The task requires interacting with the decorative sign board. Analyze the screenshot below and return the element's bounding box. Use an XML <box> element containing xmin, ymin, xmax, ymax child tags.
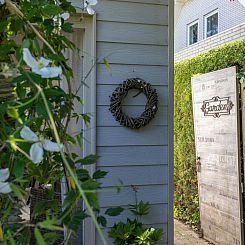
<box><xmin>192</xmin><ymin>67</ymin><xmax>243</xmax><ymax>245</ymax></box>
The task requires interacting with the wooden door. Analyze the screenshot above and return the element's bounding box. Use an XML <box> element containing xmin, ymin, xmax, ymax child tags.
<box><xmin>192</xmin><ymin>66</ymin><xmax>243</xmax><ymax>244</ymax></box>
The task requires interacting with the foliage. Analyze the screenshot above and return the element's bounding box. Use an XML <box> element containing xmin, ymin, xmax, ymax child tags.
<box><xmin>0</xmin><ymin>0</ymin><xmax>111</xmax><ymax>244</ymax></box>
<box><xmin>174</xmin><ymin>40</ymin><xmax>245</xmax><ymax>226</ymax></box>
<box><xmin>108</xmin><ymin>187</ymin><xmax>163</xmax><ymax>245</ymax></box>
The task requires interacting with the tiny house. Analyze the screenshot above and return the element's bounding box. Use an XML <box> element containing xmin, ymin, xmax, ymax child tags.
<box><xmin>68</xmin><ymin>1</ymin><xmax>174</xmax><ymax>244</ymax></box>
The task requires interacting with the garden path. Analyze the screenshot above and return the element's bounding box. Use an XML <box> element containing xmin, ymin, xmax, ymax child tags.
<box><xmin>174</xmin><ymin>219</ymin><xmax>210</xmax><ymax>245</ymax></box>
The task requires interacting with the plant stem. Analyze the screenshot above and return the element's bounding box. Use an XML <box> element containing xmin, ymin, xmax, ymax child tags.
<box><xmin>9</xmin><ymin>91</ymin><xmax>40</xmax><ymax>109</ymax></box>
<box><xmin>37</xmin><ymin>86</ymin><xmax>108</xmax><ymax>245</ymax></box>
<box><xmin>5</xmin><ymin>0</ymin><xmax>56</xmax><ymax>54</ymax></box>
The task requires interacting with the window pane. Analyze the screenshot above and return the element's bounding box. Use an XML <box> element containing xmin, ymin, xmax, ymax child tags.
<box><xmin>189</xmin><ymin>23</ymin><xmax>198</xmax><ymax>45</ymax></box>
<box><xmin>206</xmin><ymin>12</ymin><xmax>218</xmax><ymax>37</ymax></box>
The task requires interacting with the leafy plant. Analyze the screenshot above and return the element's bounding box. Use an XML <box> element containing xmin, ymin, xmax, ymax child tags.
<box><xmin>108</xmin><ymin>187</ymin><xmax>163</xmax><ymax>245</ymax></box>
<box><xmin>0</xmin><ymin>0</ymin><xmax>110</xmax><ymax>244</ymax></box>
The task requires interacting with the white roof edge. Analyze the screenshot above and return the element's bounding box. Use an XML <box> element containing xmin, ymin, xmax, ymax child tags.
<box><xmin>238</xmin><ymin>0</ymin><xmax>245</xmax><ymax>7</ymax></box>
<box><xmin>175</xmin><ymin>0</ymin><xmax>189</xmax><ymax>4</ymax></box>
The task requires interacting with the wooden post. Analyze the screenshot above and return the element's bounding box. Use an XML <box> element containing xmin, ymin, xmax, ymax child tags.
<box><xmin>241</xmin><ymin>82</ymin><xmax>245</xmax><ymax>179</ymax></box>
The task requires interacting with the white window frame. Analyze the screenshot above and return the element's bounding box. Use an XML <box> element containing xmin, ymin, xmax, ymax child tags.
<box><xmin>187</xmin><ymin>20</ymin><xmax>199</xmax><ymax>46</ymax></box>
<box><xmin>204</xmin><ymin>10</ymin><xmax>219</xmax><ymax>39</ymax></box>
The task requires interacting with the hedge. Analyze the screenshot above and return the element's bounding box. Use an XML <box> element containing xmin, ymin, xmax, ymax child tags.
<box><xmin>174</xmin><ymin>40</ymin><xmax>245</xmax><ymax>226</ymax></box>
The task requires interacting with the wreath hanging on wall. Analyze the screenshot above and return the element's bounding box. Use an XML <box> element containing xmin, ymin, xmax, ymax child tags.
<box><xmin>109</xmin><ymin>78</ymin><xmax>158</xmax><ymax>129</ymax></box>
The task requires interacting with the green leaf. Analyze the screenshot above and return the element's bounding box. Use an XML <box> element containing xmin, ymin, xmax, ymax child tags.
<box><xmin>97</xmin><ymin>216</ymin><xmax>107</xmax><ymax>227</ymax></box>
<box><xmin>61</xmin><ymin>23</ymin><xmax>73</xmax><ymax>33</ymax></box>
<box><xmin>66</xmin><ymin>209</ymin><xmax>87</xmax><ymax>232</ymax></box>
<box><xmin>21</xmin><ymin>38</ymin><xmax>31</xmax><ymax>49</ymax></box>
<box><xmin>86</xmin><ymin>193</ymin><xmax>99</xmax><ymax>210</ymax></box>
<box><xmin>93</xmin><ymin>170</ymin><xmax>108</xmax><ymax>180</ymax></box>
<box><xmin>129</xmin><ymin>201</ymin><xmax>150</xmax><ymax>216</ymax></box>
<box><xmin>77</xmin><ymin>169</ymin><xmax>90</xmax><ymax>182</ymax></box>
<box><xmin>105</xmin><ymin>207</ymin><xmax>124</xmax><ymax>217</ymax></box>
<box><xmin>33</xmin><ymin>201</ymin><xmax>46</xmax><ymax>217</ymax></box>
<box><xmin>10</xmin><ymin>183</ymin><xmax>25</xmax><ymax>198</ymax></box>
<box><xmin>63</xmin><ymin>191</ymin><xmax>77</xmax><ymax>208</ymax></box>
<box><xmin>75</xmin><ymin>154</ymin><xmax>99</xmax><ymax>165</ymax></box>
<box><xmin>0</xmin><ymin>19</ymin><xmax>9</xmax><ymax>33</ymax></box>
<box><xmin>42</xmin><ymin>4</ymin><xmax>63</xmax><ymax>16</ymax></box>
<box><xmin>47</xmin><ymin>54</ymin><xmax>65</xmax><ymax>62</ymax></box>
<box><xmin>39</xmin><ymin>218</ymin><xmax>63</xmax><ymax>231</ymax></box>
<box><xmin>103</xmin><ymin>58</ymin><xmax>112</xmax><ymax>76</ymax></box>
<box><xmin>9</xmin><ymin>135</ymin><xmax>17</xmax><ymax>151</ymax></box>
<box><xmin>7</xmin><ymin>107</ymin><xmax>23</xmax><ymax>124</ymax></box>
<box><xmin>149</xmin><ymin>228</ymin><xmax>164</xmax><ymax>242</ymax></box>
<box><xmin>44</xmin><ymin>87</ymin><xmax>65</xmax><ymax>98</ymax></box>
<box><xmin>13</xmin><ymin>159</ymin><xmax>25</xmax><ymax>178</ymax></box>
<box><xmin>32</xmin><ymin>39</ymin><xmax>41</xmax><ymax>54</ymax></box>
<box><xmin>7</xmin><ymin>107</ymin><xmax>19</xmax><ymax>119</ymax></box>
<box><xmin>82</xmin><ymin>179</ymin><xmax>101</xmax><ymax>190</ymax></box>
<box><xmin>43</xmin><ymin>232</ymin><xmax>63</xmax><ymax>244</ymax></box>
<box><xmin>7</xmin><ymin>230</ymin><xmax>16</xmax><ymax>245</ymax></box>
<box><xmin>34</xmin><ymin>228</ymin><xmax>46</xmax><ymax>245</ymax></box>
<box><xmin>10</xmin><ymin>19</ymin><xmax>23</xmax><ymax>33</ymax></box>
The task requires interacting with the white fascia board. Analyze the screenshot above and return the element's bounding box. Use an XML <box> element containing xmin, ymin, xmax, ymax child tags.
<box><xmin>238</xmin><ymin>0</ymin><xmax>245</xmax><ymax>7</ymax></box>
<box><xmin>175</xmin><ymin>0</ymin><xmax>189</xmax><ymax>4</ymax></box>
<box><xmin>175</xmin><ymin>0</ymin><xmax>188</xmax><ymax>27</ymax></box>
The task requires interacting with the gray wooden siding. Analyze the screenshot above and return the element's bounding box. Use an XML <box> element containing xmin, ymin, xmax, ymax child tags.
<box><xmin>95</xmin><ymin>0</ymin><xmax>171</xmax><ymax>244</ymax></box>
<box><xmin>97</xmin><ymin>64</ymin><xmax>169</xmax><ymax>85</ymax></box>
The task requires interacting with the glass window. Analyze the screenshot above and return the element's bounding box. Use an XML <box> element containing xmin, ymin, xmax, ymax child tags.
<box><xmin>205</xmin><ymin>11</ymin><xmax>218</xmax><ymax>38</ymax></box>
<box><xmin>188</xmin><ymin>22</ymin><xmax>198</xmax><ymax>45</ymax></box>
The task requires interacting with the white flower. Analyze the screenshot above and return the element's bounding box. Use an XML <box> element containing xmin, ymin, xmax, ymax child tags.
<box><xmin>0</xmin><ymin>0</ymin><xmax>5</xmax><ymax>5</ymax></box>
<box><xmin>20</xmin><ymin>126</ymin><xmax>64</xmax><ymax>164</ymax></box>
<box><xmin>0</xmin><ymin>168</ymin><xmax>11</xmax><ymax>194</ymax></box>
<box><xmin>60</xmin><ymin>12</ymin><xmax>70</xmax><ymax>20</ymax></box>
<box><xmin>53</xmin><ymin>12</ymin><xmax>70</xmax><ymax>22</ymax></box>
<box><xmin>85</xmin><ymin>0</ymin><xmax>97</xmax><ymax>15</ymax></box>
<box><xmin>23</xmin><ymin>48</ymin><xmax>62</xmax><ymax>79</ymax></box>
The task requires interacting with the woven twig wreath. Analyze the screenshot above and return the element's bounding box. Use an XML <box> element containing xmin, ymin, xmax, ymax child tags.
<box><xmin>109</xmin><ymin>78</ymin><xmax>158</xmax><ymax>129</ymax></box>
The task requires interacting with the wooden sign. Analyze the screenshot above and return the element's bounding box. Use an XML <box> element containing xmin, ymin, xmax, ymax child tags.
<box><xmin>192</xmin><ymin>67</ymin><xmax>243</xmax><ymax>245</ymax></box>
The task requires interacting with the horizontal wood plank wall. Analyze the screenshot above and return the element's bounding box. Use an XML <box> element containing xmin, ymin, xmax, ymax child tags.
<box><xmin>95</xmin><ymin>0</ymin><xmax>169</xmax><ymax>244</ymax></box>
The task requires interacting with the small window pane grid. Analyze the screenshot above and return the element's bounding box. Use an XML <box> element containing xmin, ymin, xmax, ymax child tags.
<box><xmin>188</xmin><ymin>22</ymin><xmax>198</xmax><ymax>45</ymax></box>
<box><xmin>206</xmin><ymin>12</ymin><xmax>218</xmax><ymax>38</ymax></box>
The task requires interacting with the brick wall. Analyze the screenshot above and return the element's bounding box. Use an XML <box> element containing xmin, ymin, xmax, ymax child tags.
<box><xmin>175</xmin><ymin>22</ymin><xmax>245</xmax><ymax>62</ymax></box>
<box><xmin>175</xmin><ymin>0</ymin><xmax>245</xmax><ymax>52</ymax></box>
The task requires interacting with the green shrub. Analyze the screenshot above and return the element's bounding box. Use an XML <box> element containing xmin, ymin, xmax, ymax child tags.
<box><xmin>174</xmin><ymin>40</ymin><xmax>245</xmax><ymax>226</ymax></box>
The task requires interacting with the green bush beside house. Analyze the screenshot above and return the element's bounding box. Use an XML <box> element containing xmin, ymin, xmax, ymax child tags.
<box><xmin>174</xmin><ymin>40</ymin><xmax>245</xmax><ymax>226</ymax></box>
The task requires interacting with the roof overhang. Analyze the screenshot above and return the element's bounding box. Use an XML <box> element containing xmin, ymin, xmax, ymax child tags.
<box><xmin>175</xmin><ymin>0</ymin><xmax>189</xmax><ymax>4</ymax></box>
<box><xmin>174</xmin><ymin>0</ymin><xmax>189</xmax><ymax>27</ymax></box>
<box><xmin>238</xmin><ymin>0</ymin><xmax>245</xmax><ymax>7</ymax></box>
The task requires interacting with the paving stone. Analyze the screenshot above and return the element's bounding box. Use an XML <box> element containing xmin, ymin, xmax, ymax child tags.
<box><xmin>174</xmin><ymin>220</ymin><xmax>210</xmax><ymax>245</ymax></box>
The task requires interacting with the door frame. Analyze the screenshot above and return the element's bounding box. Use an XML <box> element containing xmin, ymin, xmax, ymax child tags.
<box><xmin>65</xmin><ymin>13</ymin><xmax>97</xmax><ymax>244</ymax></box>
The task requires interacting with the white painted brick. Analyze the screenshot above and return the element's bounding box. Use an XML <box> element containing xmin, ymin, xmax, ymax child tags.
<box><xmin>175</xmin><ymin>23</ymin><xmax>245</xmax><ymax>62</ymax></box>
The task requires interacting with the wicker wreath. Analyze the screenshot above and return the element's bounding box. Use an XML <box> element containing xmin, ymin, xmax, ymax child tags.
<box><xmin>109</xmin><ymin>78</ymin><xmax>158</xmax><ymax>129</ymax></box>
